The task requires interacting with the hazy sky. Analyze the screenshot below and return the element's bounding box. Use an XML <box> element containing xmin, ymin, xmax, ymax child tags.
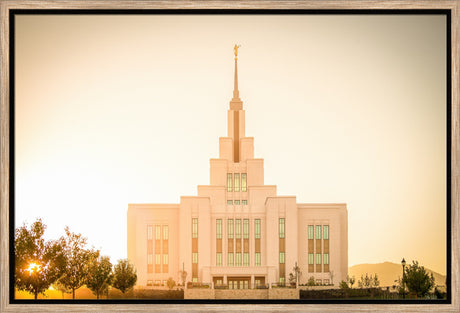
<box><xmin>15</xmin><ymin>14</ymin><xmax>447</xmax><ymax>274</ymax></box>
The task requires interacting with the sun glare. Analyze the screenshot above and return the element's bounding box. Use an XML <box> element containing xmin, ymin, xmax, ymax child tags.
<box><xmin>26</xmin><ymin>262</ymin><xmax>40</xmax><ymax>275</ymax></box>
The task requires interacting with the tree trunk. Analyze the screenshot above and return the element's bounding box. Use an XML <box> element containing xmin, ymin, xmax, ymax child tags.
<box><xmin>72</xmin><ymin>288</ymin><xmax>75</xmax><ymax>299</ymax></box>
<box><xmin>96</xmin><ymin>291</ymin><xmax>99</xmax><ymax>299</ymax></box>
<box><xmin>34</xmin><ymin>289</ymin><xmax>38</xmax><ymax>300</ymax></box>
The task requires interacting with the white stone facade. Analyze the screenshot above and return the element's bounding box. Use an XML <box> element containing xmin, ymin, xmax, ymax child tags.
<box><xmin>127</xmin><ymin>52</ymin><xmax>348</xmax><ymax>289</ymax></box>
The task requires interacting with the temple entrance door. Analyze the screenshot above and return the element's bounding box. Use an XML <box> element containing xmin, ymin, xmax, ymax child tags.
<box><xmin>227</xmin><ymin>276</ymin><xmax>250</xmax><ymax>289</ymax></box>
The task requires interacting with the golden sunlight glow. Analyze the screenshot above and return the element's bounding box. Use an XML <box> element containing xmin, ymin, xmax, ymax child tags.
<box><xmin>26</xmin><ymin>262</ymin><xmax>41</xmax><ymax>275</ymax></box>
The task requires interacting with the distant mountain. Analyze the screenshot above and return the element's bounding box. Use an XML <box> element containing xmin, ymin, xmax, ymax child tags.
<box><xmin>348</xmin><ymin>262</ymin><xmax>446</xmax><ymax>287</ymax></box>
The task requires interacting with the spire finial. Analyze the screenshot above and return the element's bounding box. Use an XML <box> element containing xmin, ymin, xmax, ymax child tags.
<box><xmin>234</xmin><ymin>44</ymin><xmax>241</xmax><ymax>60</ymax></box>
<box><xmin>232</xmin><ymin>44</ymin><xmax>241</xmax><ymax>104</ymax></box>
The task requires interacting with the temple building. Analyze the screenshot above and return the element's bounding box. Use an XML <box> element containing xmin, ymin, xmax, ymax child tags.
<box><xmin>127</xmin><ymin>46</ymin><xmax>348</xmax><ymax>289</ymax></box>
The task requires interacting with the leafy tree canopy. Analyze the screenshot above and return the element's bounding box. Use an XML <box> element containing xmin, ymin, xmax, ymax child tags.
<box><xmin>14</xmin><ymin>218</ymin><xmax>66</xmax><ymax>299</ymax></box>
<box><xmin>357</xmin><ymin>273</ymin><xmax>380</xmax><ymax>288</ymax></box>
<box><xmin>339</xmin><ymin>280</ymin><xmax>349</xmax><ymax>290</ymax></box>
<box><xmin>86</xmin><ymin>255</ymin><xmax>113</xmax><ymax>299</ymax></box>
<box><xmin>402</xmin><ymin>260</ymin><xmax>435</xmax><ymax>298</ymax></box>
<box><xmin>113</xmin><ymin>259</ymin><xmax>137</xmax><ymax>294</ymax></box>
<box><xmin>58</xmin><ymin>226</ymin><xmax>99</xmax><ymax>299</ymax></box>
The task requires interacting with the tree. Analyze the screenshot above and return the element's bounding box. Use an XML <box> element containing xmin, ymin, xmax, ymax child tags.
<box><xmin>112</xmin><ymin>259</ymin><xmax>137</xmax><ymax>294</ymax></box>
<box><xmin>357</xmin><ymin>275</ymin><xmax>363</xmax><ymax>288</ymax></box>
<box><xmin>58</xmin><ymin>226</ymin><xmax>98</xmax><ymax>299</ymax></box>
<box><xmin>53</xmin><ymin>280</ymin><xmax>72</xmax><ymax>299</ymax></box>
<box><xmin>339</xmin><ymin>280</ymin><xmax>349</xmax><ymax>290</ymax></box>
<box><xmin>402</xmin><ymin>261</ymin><xmax>435</xmax><ymax>298</ymax></box>
<box><xmin>393</xmin><ymin>276</ymin><xmax>405</xmax><ymax>295</ymax></box>
<box><xmin>357</xmin><ymin>273</ymin><xmax>378</xmax><ymax>288</ymax></box>
<box><xmin>347</xmin><ymin>275</ymin><xmax>356</xmax><ymax>289</ymax></box>
<box><xmin>373</xmin><ymin>273</ymin><xmax>380</xmax><ymax>288</ymax></box>
<box><xmin>307</xmin><ymin>276</ymin><xmax>315</xmax><ymax>286</ymax></box>
<box><xmin>167</xmin><ymin>277</ymin><xmax>176</xmax><ymax>290</ymax></box>
<box><xmin>364</xmin><ymin>273</ymin><xmax>371</xmax><ymax>287</ymax></box>
<box><xmin>15</xmin><ymin>219</ymin><xmax>66</xmax><ymax>299</ymax></box>
<box><xmin>86</xmin><ymin>255</ymin><xmax>113</xmax><ymax>299</ymax></box>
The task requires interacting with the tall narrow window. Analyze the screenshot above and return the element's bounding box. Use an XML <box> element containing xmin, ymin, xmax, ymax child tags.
<box><xmin>227</xmin><ymin>200</ymin><xmax>233</xmax><ymax>205</ymax></box>
<box><xmin>216</xmin><ymin>219</ymin><xmax>222</xmax><ymax>239</ymax></box>
<box><xmin>255</xmin><ymin>253</ymin><xmax>261</xmax><ymax>266</ymax></box>
<box><xmin>279</xmin><ymin>252</ymin><xmax>285</xmax><ymax>264</ymax></box>
<box><xmin>308</xmin><ymin>253</ymin><xmax>314</xmax><ymax>265</ymax></box>
<box><xmin>316</xmin><ymin>225</ymin><xmax>321</xmax><ymax>239</ymax></box>
<box><xmin>234</xmin><ymin>200</ymin><xmax>240</xmax><ymax>205</ymax></box>
<box><xmin>279</xmin><ymin>218</ymin><xmax>285</xmax><ymax>238</ymax></box>
<box><xmin>163</xmin><ymin>225</ymin><xmax>169</xmax><ymax>240</ymax></box>
<box><xmin>279</xmin><ymin>218</ymin><xmax>286</xmax><ymax>282</ymax></box>
<box><xmin>228</xmin><ymin>219</ymin><xmax>234</xmax><ymax>266</ymax></box>
<box><xmin>147</xmin><ymin>225</ymin><xmax>153</xmax><ymax>240</ymax></box>
<box><xmin>155</xmin><ymin>225</ymin><xmax>161</xmax><ymax>273</ymax></box>
<box><xmin>147</xmin><ymin>225</ymin><xmax>153</xmax><ymax>273</ymax></box>
<box><xmin>234</xmin><ymin>173</ymin><xmax>240</xmax><ymax>192</ymax></box>
<box><xmin>308</xmin><ymin>225</ymin><xmax>314</xmax><ymax>239</ymax></box>
<box><xmin>216</xmin><ymin>219</ymin><xmax>222</xmax><ymax>267</ymax></box>
<box><xmin>243</xmin><ymin>253</ymin><xmax>249</xmax><ymax>266</ymax></box>
<box><xmin>228</xmin><ymin>253</ymin><xmax>234</xmax><ymax>266</ymax></box>
<box><xmin>243</xmin><ymin>219</ymin><xmax>249</xmax><ymax>239</ymax></box>
<box><xmin>255</xmin><ymin>219</ymin><xmax>261</xmax><ymax>239</ymax></box>
<box><xmin>162</xmin><ymin>225</ymin><xmax>169</xmax><ymax>273</ymax></box>
<box><xmin>236</xmin><ymin>252</ymin><xmax>242</xmax><ymax>266</ymax></box>
<box><xmin>324</xmin><ymin>253</ymin><xmax>329</xmax><ymax>264</ymax></box>
<box><xmin>192</xmin><ymin>218</ymin><xmax>198</xmax><ymax>238</ymax></box>
<box><xmin>155</xmin><ymin>225</ymin><xmax>161</xmax><ymax>240</ymax></box>
<box><xmin>242</xmin><ymin>200</ymin><xmax>247</xmax><ymax>205</ymax></box>
<box><xmin>316</xmin><ymin>253</ymin><xmax>322</xmax><ymax>264</ymax></box>
<box><xmin>192</xmin><ymin>218</ymin><xmax>198</xmax><ymax>281</ymax></box>
<box><xmin>228</xmin><ymin>219</ymin><xmax>234</xmax><ymax>239</ymax></box>
<box><xmin>323</xmin><ymin>225</ymin><xmax>329</xmax><ymax>239</ymax></box>
<box><xmin>227</xmin><ymin>173</ymin><xmax>233</xmax><ymax>192</ymax></box>
<box><xmin>255</xmin><ymin>219</ymin><xmax>261</xmax><ymax>267</ymax></box>
<box><xmin>241</xmin><ymin>173</ymin><xmax>247</xmax><ymax>191</ymax></box>
<box><xmin>235</xmin><ymin>219</ymin><xmax>241</xmax><ymax>239</ymax></box>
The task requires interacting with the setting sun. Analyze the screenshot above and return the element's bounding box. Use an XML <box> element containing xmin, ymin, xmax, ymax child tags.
<box><xmin>26</xmin><ymin>262</ymin><xmax>41</xmax><ymax>275</ymax></box>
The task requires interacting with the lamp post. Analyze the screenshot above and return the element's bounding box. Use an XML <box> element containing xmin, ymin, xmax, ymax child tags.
<box><xmin>401</xmin><ymin>258</ymin><xmax>406</xmax><ymax>299</ymax></box>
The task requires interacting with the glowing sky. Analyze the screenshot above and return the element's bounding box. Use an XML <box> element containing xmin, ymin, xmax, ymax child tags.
<box><xmin>14</xmin><ymin>14</ymin><xmax>447</xmax><ymax>274</ymax></box>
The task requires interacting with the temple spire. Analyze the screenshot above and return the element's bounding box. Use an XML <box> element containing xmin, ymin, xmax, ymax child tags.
<box><xmin>233</xmin><ymin>44</ymin><xmax>240</xmax><ymax>101</ymax></box>
<box><xmin>230</xmin><ymin>44</ymin><xmax>243</xmax><ymax>110</ymax></box>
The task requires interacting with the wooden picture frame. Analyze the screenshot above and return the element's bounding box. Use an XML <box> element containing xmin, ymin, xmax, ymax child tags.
<box><xmin>1</xmin><ymin>1</ymin><xmax>458</xmax><ymax>312</ymax></box>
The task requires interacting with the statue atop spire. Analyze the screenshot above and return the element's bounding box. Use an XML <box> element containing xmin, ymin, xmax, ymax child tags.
<box><xmin>230</xmin><ymin>44</ymin><xmax>242</xmax><ymax>110</ymax></box>
<box><xmin>234</xmin><ymin>44</ymin><xmax>241</xmax><ymax>60</ymax></box>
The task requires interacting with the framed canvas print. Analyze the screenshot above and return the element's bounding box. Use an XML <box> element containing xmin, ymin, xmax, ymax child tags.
<box><xmin>1</xmin><ymin>1</ymin><xmax>458</xmax><ymax>312</ymax></box>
